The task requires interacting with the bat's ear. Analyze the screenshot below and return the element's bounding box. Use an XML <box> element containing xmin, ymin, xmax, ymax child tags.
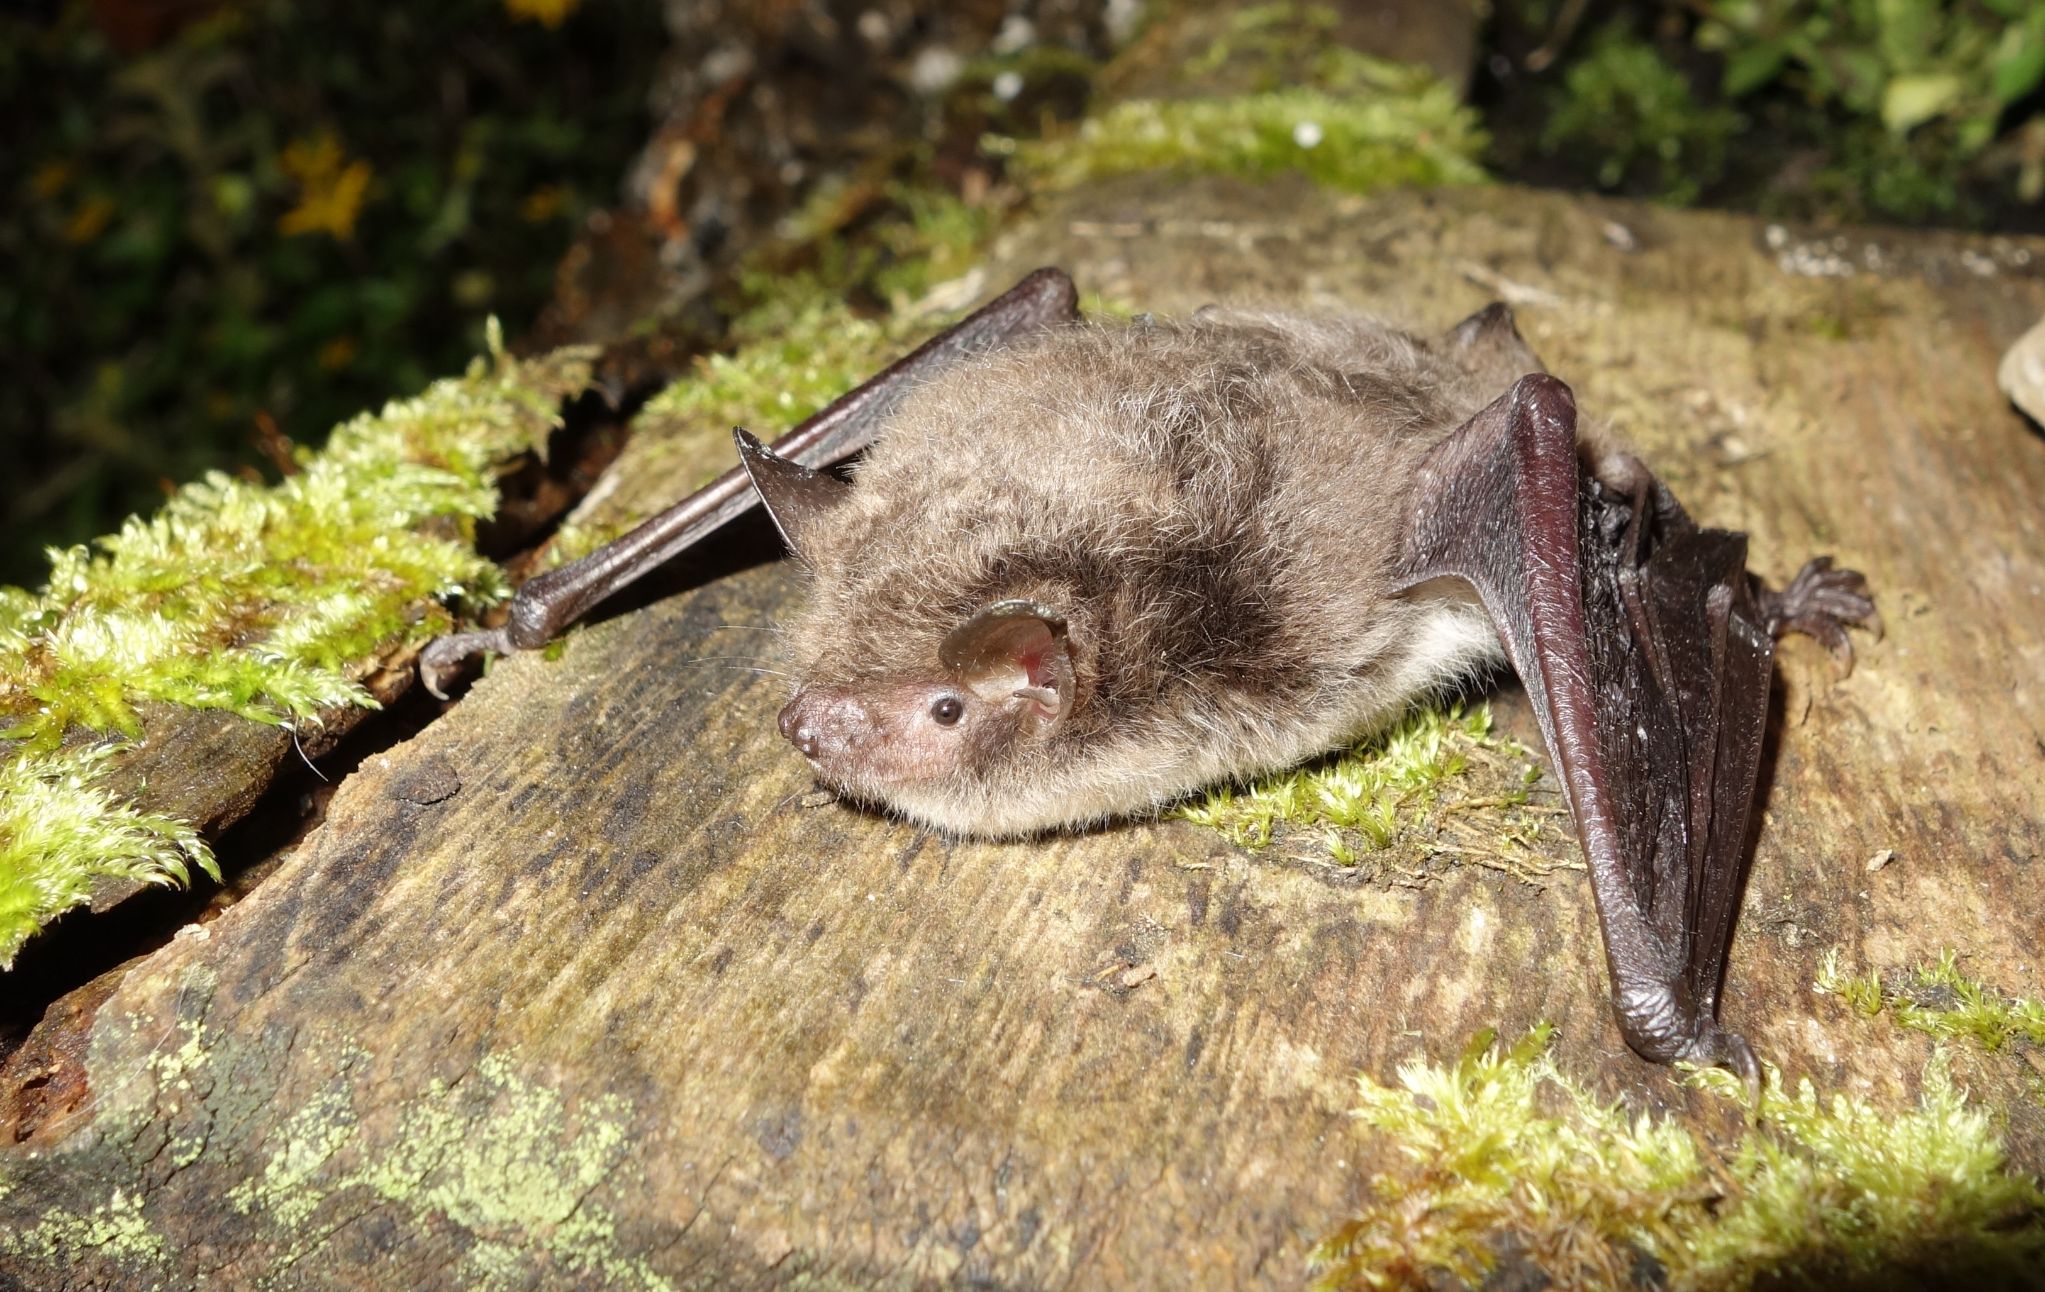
<box><xmin>939</xmin><ymin>600</ymin><xmax>1074</xmax><ymax>728</ymax></box>
<box><xmin>735</xmin><ymin>428</ymin><xmax>853</xmax><ymax>558</ymax></box>
<box><xmin>1448</xmin><ymin>301</ymin><xmax>1519</xmax><ymax>346</ymax></box>
<box><xmin>1447</xmin><ymin>301</ymin><xmax>1546</xmax><ymax>377</ymax></box>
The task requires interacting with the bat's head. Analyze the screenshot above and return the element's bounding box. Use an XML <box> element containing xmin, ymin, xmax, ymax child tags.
<box><xmin>775</xmin><ymin>599</ymin><xmax>1074</xmax><ymax>802</ymax></box>
<box><xmin>736</xmin><ymin>429</ymin><xmax>1092</xmax><ymax>836</ymax></box>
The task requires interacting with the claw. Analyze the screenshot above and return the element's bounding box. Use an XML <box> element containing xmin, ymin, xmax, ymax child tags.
<box><xmin>418</xmin><ymin>628</ymin><xmax>509</xmax><ymax>699</ymax></box>
<box><xmin>1760</xmin><ymin>556</ymin><xmax>1879</xmax><ymax>675</ymax></box>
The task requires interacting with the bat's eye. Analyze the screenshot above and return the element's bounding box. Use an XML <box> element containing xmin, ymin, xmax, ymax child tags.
<box><xmin>930</xmin><ymin>696</ymin><xmax>965</xmax><ymax>726</ymax></box>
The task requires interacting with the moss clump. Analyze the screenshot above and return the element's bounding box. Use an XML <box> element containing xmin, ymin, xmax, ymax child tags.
<box><xmin>0</xmin><ymin>324</ymin><xmax>591</xmax><ymax>962</ymax></box>
<box><xmin>648</xmin><ymin>298</ymin><xmax>907</xmax><ymax>439</ymax></box>
<box><xmin>1011</xmin><ymin>75</ymin><xmax>1485</xmax><ymax>197</ymax></box>
<box><xmin>1</xmin><ymin>326</ymin><xmax>585</xmax><ymax>749</ymax></box>
<box><xmin>1179</xmin><ymin>704</ymin><xmax>1566</xmax><ymax>885</ymax></box>
<box><xmin>1310</xmin><ymin>1027</ymin><xmax>2045</xmax><ymax>1291</ymax></box>
<box><xmin>547</xmin><ymin>286</ymin><xmax>938</xmax><ymax>562</ymax></box>
<box><xmin>1818</xmin><ymin>948</ymin><xmax>2045</xmax><ymax>1055</ymax></box>
<box><xmin>1002</xmin><ymin>1</ymin><xmax>1481</xmax><ymax>195</ymax></box>
<box><xmin>1181</xmin><ymin>705</ymin><xmax>1496</xmax><ymax>848</ymax></box>
<box><xmin>0</xmin><ymin>748</ymin><xmax>216</xmax><ymax>968</ymax></box>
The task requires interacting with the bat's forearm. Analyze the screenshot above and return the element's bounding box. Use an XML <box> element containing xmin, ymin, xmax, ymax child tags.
<box><xmin>418</xmin><ymin>269</ymin><xmax>1080</xmax><ymax>698</ymax></box>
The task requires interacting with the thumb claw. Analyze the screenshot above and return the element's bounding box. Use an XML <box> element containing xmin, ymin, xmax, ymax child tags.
<box><xmin>418</xmin><ymin>628</ymin><xmax>510</xmax><ymax>699</ymax></box>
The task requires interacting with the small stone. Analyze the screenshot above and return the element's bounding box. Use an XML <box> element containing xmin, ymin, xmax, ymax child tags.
<box><xmin>1997</xmin><ymin>315</ymin><xmax>2045</xmax><ymax>427</ymax></box>
<box><xmin>909</xmin><ymin>45</ymin><xmax>965</xmax><ymax>95</ymax></box>
<box><xmin>391</xmin><ymin>754</ymin><xmax>461</xmax><ymax>806</ymax></box>
<box><xmin>992</xmin><ymin>14</ymin><xmax>1034</xmax><ymax>54</ymax></box>
<box><xmin>1865</xmin><ymin>848</ymin><xmax>1895</xmax><ymax>873</ymax></box>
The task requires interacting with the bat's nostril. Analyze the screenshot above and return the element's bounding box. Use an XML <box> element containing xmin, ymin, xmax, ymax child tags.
<box><xmin>778</xmin><ymin>700</ymin><xmax>812</xmax><ymax>754</ymax></box>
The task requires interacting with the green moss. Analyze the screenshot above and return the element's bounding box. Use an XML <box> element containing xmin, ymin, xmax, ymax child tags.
<box><xmin>652</xmin><ymin>297</ymin><xmax>908</xmax><ymax>436</ymax></box>
<box><xmin>740</xmin><ymin>179</ymin><xmax>995</xmax><ymax>326</ymax></box>
<box><xmin>0</xmin><ymin>322</ymin><xmax>592</xmax><ymax>962</ymax></box>
<box><xmin>1004</xmin><ymin>1</ymin><xmax>1482</xmax><ymax>195</ymax></box>
<box><xmin>1011</xmin><ymin>75</ymin><xmax>1485</xmax><ymax>197</ymax></box>
<box><xmin>864</xmin><ymin>186</ymin><xmax>999</xmax><ymax>310</ymax></box>
<box><xmin>0</xmin><ymin>746</ymin><xmax>216</xmax><ymax>968</ymax></box>
<box><xmin>2</xmin><ymin>324</ymin><xmax>586</xmax><ymax>749</ymax></box>
<box><xmin>1310</xmin><ymin>1027</ymin><xmax>2045</xmax><ymax>1291</ymax></box>
<box><xmin>1178</xmin><ymin>704</ymin><xmax>1565</xmax><ymax>885</ymax></box>
<box><xmin>548</xmin><ymin>287</ymin><xmax>932</xmax><ymax>563</ymax></box>
<box><xmin>1818</xmin><ymin>948</ymin><xmax>2045</xmax><ymax>1055</ymax></box>
<box><xmin>1685</xmin><ymin>1057</ymin><xmax>2044</xmax><ymax>1288</ymax></box>
<box><xmin>1181</xmin><ymin>704</ymin><xmax>1490</xmax><ymax>847</ymax></box>
<box><xmin>1539</xmin><ymin>24</ymin><xmax>1744</xmax><ymax>206</ymax></box>
<box><xmin>1186</xmin><ymin>1</ymin><xmax>1344</xmax><ymax>85</ymax></box>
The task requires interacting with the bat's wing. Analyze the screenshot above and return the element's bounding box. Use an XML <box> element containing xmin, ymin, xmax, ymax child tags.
<box><xmin>1392</xmin><ymin>373</ymin><xmax>1872</xmax><ymax>1074</ymax></box>
<box><xmin>421</xmin><ymin>269</ymin><xmax>1081</xmax><ymax>695</ymax></box>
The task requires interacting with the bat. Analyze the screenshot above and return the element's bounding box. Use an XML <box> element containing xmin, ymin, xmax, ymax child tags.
<box><xmin>422</xmin><ymin>269</ymin><xmax>1877</xmax><ymax>1074</ymax></box>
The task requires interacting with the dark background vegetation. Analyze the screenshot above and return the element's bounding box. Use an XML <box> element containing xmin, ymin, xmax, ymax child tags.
<box><xmin>4</xmin><ymin>0</ymin><xmax>2041</xmax><ymax>588</ymax></box>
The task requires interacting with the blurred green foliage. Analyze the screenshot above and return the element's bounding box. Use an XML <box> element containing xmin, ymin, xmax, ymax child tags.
<box><xmin>0</xmin><ymin>0</ymin><xmax>661</xmax><ymax>587</ymax></box>
<box><xmin>1503</xmin><ymin>0</ymin><xmax>2045</xmax><ymax>223</ymax></box>
<box><xmin>1541</xmin><ymin>26</ymin><xmax>1744</xmax><ymax>206</ymax></box>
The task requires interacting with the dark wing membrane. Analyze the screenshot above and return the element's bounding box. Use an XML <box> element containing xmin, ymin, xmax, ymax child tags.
<box><xmin>1391</xmin><ymin>374</ymin><xmax>1764</xmax><ymax>1076</ymax></box>
<box><xmin>421</xmin><ymin>269</ymin><xmax>1081</xmax><ymax>695</ymax></box>
<box><xmin>1583</xmin><ymin>476</ymin><xmax>1775</xmax><ymax>1054</ymax></box>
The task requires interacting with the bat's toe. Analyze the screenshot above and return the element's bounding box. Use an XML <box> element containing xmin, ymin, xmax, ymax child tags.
<box><xmin>418</xmin><ymin>628</ymin><xmax>506</xmax><ymax>699</ymax></box>
<box><xmin>1761</xmin><ymin>556</ymin><xmax>1881</xmax><ymax>672</ymax></box>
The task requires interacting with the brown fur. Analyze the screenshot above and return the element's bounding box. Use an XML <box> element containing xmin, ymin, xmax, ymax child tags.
<box><xmin>778</xmin><ymin>304</ymin><xmax>1546</xmax><ymax>835</ymax></box>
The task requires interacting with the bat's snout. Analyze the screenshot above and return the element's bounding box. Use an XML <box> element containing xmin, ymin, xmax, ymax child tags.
<box><xmin>779</xmin><ymin>688</ymin><xmax>875</xmax><ymax>764</ymax></box>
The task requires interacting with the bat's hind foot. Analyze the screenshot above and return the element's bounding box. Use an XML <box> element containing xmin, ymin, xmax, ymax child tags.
<box><xmin>1757</xmin><ymin>557</ymin><xmax>1880</xmax><ymax>672</ymax></box>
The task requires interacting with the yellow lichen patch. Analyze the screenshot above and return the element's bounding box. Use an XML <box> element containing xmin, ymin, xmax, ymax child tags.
<box><xmin>1310</xmin><ymin>1028</ymin><xmax>2045</xmax><ymax>1291</ymax></box>
<box><xmin>0</xmin><ymin>1185</ymin><xmax>169</xmax><ymax>1277</ymax></box>
<box><xmin>2</xmin><ymin>982</ymin><xmax>675</xmax><ymax>1290</ymax></box>
<box><xmin>214</xmin><ymin>1035</ymin><xmax>671</xmax><ymax>1290</ymax></box>
<box><xmin>1178</xmin><ymin>704</ymin><xmax>1572</xmax><ymax>887</ymax></box>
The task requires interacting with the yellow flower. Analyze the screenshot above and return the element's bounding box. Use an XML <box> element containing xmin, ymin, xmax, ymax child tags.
<box><xmin>504</xmin><ymin>0</ymin><xmax>580</xmax><ymax>28</ymax></box>
<box><xmin>519</xmin><ymin>184</ymin><xmax>568</xmax><ymax>222</ymax></box>
<box><xmin>278</xmin><ymin>132</ymin><xmax>372</xmax><ymax>241</ymax></box>
<box><xmin>317</xmin><ymin>335</ymin><xmax>360</xmax><ymax>371</ymax></box>
<box><xmin>31</xmin><ymin>160</ymin><xmax>73</xmax><ymax>200</ymax></box>
<box><xmin>63</xmin><ymin>195</ymin><xmax>116</xmax><ymax>245</ymax></box>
